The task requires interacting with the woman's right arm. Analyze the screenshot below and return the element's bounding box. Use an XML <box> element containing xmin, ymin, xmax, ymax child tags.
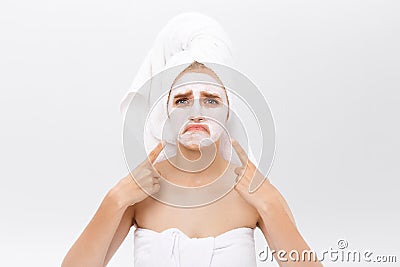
<box><xmin>61</xmin><ymin>190</ymin><xmax>132</xmax><ymax>267</ymax></box>
<box><xmin>62</xmin><ymin>142</ymin><xmax>164</xmax><ymax>267</ymax></box>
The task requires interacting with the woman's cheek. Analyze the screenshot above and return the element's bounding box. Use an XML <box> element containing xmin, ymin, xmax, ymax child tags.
<box><xmin>203</xmin><ymin>105</ymin><xmax>228</xmax><ymax>131</ymax></box>
<box><xmin>164</xmin><ymin>108</ymin><xmax>190</xmax><ymax>144</ymax></box>
<box><xmin>205</xmin><ymin>121</ymin><xmax>222</xmax><ymax>142</ymax></box>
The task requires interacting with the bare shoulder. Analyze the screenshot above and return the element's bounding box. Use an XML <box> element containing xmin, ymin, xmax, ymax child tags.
<box><xmin>224</xmin><ymin>162</ymin><xmax>260</xmax><ymax>227</ymax></box>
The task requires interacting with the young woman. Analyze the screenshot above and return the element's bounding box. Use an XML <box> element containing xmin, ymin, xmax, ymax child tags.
<box><xmin>62</xmin><ymin>61</ymin><xmax>323</xmax><ymax>267</ymax></box>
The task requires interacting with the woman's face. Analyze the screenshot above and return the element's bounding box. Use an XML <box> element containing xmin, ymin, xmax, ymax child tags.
<box><xmin>167</xmin><ymin>74</ymin><xmax>229</xmax><ymax>150</ymax></box>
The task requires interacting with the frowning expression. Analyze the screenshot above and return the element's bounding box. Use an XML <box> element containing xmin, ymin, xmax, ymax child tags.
<box><xmin>167</xmin><ymin>80</ymin><xmax>229</xmax><ymax>150</ymax></box>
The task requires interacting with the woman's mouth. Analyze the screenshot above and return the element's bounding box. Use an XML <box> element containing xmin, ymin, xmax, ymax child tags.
<box><xmin>183</xmin><ymin>124</ymin><xmax>210</xmax><ymax>134</ymax></box>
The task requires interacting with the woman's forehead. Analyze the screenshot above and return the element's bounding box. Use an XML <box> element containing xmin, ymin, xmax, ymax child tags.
<box><xmin>173</xmin><ymin>70</ymin><xmax>222</xmax><ymax>86</ymax></box>
<box><xmin>170</xmin><ymin>83</ymin><xmax>225</xmax><ymax>96</ymax></box>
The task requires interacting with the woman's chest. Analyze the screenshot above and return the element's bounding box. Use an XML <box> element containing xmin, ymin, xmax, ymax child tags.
<box><xmin>133</xmin><ymin>189</ymin><xmax>259</xmax><ymax>237</ymax></box>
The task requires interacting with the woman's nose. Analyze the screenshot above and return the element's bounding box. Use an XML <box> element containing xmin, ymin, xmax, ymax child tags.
<box><xmin>188</xmin><ymin>99</ymin><xmax>201</xmax><ymax>116</ymax></box>
<box><xmin>189</xmin><ymin>116</ymin><xmax>205</xmax><ymax>123</ymax></box>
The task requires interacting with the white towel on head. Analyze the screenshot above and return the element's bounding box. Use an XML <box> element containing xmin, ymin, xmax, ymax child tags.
<box><xmin>119</xmin><ymin>12</ymin><xmax>235</xmax><ymax>119</ymax></box>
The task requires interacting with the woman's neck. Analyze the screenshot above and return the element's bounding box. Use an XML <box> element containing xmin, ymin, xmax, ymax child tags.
<box><xmin>169</xmin><ymin>139</ymin><xmax>228</xmax><ymax>186</ymax></box>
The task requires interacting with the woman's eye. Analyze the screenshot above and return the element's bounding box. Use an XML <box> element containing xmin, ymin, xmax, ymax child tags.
<box><xmin>175</xmin><ymin>98</ymin><xmax>189</xmax><ymax>105</ymax></box>
<box><xmin>204</xmin><ymin>98</ymin><xmax>219</xmax><ymax>105</ymax></box>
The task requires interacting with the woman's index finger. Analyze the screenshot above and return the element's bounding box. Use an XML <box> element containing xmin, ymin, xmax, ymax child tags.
<box><xmin>148</xmin><ymin>141</ymin><xmax>165</xmax><ymax>163</ymax></box>
<box><xmin>231</xmin><ymin>139</ymin><xmax>249</xmax><ymax>166</ymax></box>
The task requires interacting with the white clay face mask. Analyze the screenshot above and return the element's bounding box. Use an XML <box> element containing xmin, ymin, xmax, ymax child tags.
<box><xmin>165</xmin><ymin>73</ymin><xmax>229</xmax><ymax>150</ymax></box>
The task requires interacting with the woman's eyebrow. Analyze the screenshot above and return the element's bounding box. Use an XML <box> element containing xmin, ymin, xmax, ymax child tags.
<box><xmin>173</xmin><ymin>90</ymin><xmax>193</xmax><ymax>99</ymax></box>
<box><xmin>200</xmin><ymin>91</ymin><xmax>222</xmax><ymax>99</ymax></box>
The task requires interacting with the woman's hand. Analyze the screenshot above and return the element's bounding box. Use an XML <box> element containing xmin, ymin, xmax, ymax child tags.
<box><xmin>61</xmin><ymin>143</ymin><xmax>165</xmax><ymax>267</ymax></box>
<box><xmin>232</xmin><ymin>139</ymin><xmax>276</xmax><ymax>213</ymax></box>
<box><xmin>232</xmin><ymin>139</ymin><xmax>323</xmax><ymax>266</ymax></box>
<box><xmin>108</xmin><ymin>141</ymin><xmax>165</xmax><ymax>209</ymax></box>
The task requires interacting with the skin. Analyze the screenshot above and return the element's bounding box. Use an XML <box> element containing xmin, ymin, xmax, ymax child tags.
<box><xmin>62</xmin><ymin>72</ymin><xmax>323</xmax><ymax>267</ymax></box>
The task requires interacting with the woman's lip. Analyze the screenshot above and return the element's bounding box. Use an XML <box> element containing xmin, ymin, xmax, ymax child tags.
<box><xmin>183</xmin><ymin>124</ymin><xmax>210</xmax><ymax>134</ymax></box>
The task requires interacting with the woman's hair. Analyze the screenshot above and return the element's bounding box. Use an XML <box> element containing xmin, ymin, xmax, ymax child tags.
<box><xmin>166</xmin><ymin>60</ymin><xmax>230</xmax><ymax>120</ymax></box>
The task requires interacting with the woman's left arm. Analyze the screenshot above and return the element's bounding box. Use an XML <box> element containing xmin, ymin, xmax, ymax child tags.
<box><xmin>231</xmin><ymin>140</ymin><xmax>323</xmax><ymax>267</ymax></box>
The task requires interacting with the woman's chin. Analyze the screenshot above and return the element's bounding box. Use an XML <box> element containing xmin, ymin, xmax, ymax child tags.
<box><xmin>178</xmin><ymin>133</ymin><xmax>210</xmax><ymax>150</ymax></box>
<box><xmin>184</xmin><ymin>144</ymin><xmax>201</xmax><ymax>151</ymax></box>
<box><xmin>178</xmin><ymin>138</ymin><xmax>214</xmax><ymax>150</ymax></box>
<box><xmin>178</xmin><ymin>141</ymin><xmax>202</xmax><ymax>151</ymax></box>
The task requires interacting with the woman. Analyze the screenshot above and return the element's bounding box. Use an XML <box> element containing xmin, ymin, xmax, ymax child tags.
<box><xmin>62</xmin><ymin>13</ymin><xmax>322</xmax><ymax>267</ymax></box>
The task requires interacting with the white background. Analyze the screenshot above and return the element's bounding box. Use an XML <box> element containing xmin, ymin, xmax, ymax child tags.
<box><xmin>1</xmin><ymin>1</ymin><xmax>399</xmax><ymax>266</ymax></box>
